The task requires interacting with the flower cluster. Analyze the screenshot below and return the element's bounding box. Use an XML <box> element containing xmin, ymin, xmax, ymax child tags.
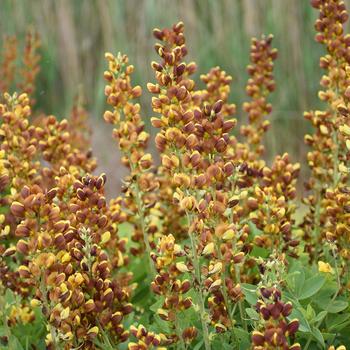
<box><xmin>104</xmin><ymin>52</ymin><xmax>159</xmax><ymax>269</ymax></box>
<box><xmin>301</xmin><ymin>0</ymin><xmax>350</xmax><ymax>276</ymax></box>
<box><xmin>252</xmin><ymin>287</ymin><xmax>300</xmax><ymax>350</ymax></box>
<box><xmin>0</xmin><ymin>29</ymin><xmax>40</xmax><ymax>101</ymax></box>
<box><xmin>0</xmin><ymin>90</ymin><xmax>130</xmax><ymax>349</ymax></box>
<box><xmin>2</xmin><ymin>1</ymin><xmax>350</xmax><ymax>349</ymax></box>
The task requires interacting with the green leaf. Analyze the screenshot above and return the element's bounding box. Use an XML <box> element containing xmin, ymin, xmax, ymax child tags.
<box><xmin>288</xmin><ymin>269</ymin><xmax>305</xmax><ymax>298</ymax></box>
<box><xmin>149</xmin><ymin>297</ymin><xmax>164</xmax><ymax>313</ymax></box>
<box><xmin>250</xmin><ymin>246</ymin><xmax>269</xmax><ymax>258</ymax></box>
<box><xmin>248</xmin><ymin>222</ymin><xmax>263</xmax><ymax>238</ymax></box>
<box><xmin>313</xmin><ymin>311</ymin><xmax>327</xmax><ymax>324</ymax></box>
<box><xmin>193</xmin><ymin>339</ymin><xmax>204</xmax><ymax>350</ymax></box>
<box><xmin>306</xmin><ymin>304</ymin><xmax>316</xmax><ymax>321</ymax></box>
<box><xmin>313</xmin><ymin>281</ymin><xmax>339</xmax><ymax>311</ymax></box>
<box><xmin>321</xmin><ymin>333</ymin><xmax>336</xmax><ymax>343</ymax></box>
<box><xmin>233</xmin><ymin>328</ymin><xmax>250</xmax><ymax>350</ymax></box>
<box><xmin>0</xmin><ymin>327</ymin><xmax>24</xmax><ymax>350</ymax></box>
<box><xmin>299</xmin><ymin>274</ymin><xmax>325</xmax><ymax>300</ymax></box>
<box><xmin>241</xmin><ymin>284</ymin><xmax>257</xmax><ymax>305</ymax></box>
<box><xmin>311</xmin><ymin>327</ymin><xmax>325</xmax><ymax>347</ymax></box>
<box><xmin>152</xmin><ymin>315</ymin><xmax>172</xmax><ymax>334</ymax></box>
<box><xmin>245</xmin><ymin>308</ymin><xmax>259</xmax><ymax>321</ymax></box>
<box><xmin>327</xmin><ymin>312</ymin><xmax>350</xmax><ymax>331</ymax></box>
<box><xmin>211</xmin><ymin>334</ymin><xmax>232</xmax><ymax>350</ymax></box>
<box><xmin>326</xmin><ymin>300</ymin><xmax>349</xmax><ymax>313</ymax></box>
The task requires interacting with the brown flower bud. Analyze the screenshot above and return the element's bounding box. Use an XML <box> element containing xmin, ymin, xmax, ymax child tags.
<box><xmin>10</xmin><ymin>201</ymin><xmax>25</xmax><ymax>217</ymax></box>
<box><xmin>16</xmin><ymin>239</ymin><xmax>29</xmax><ymax>254</ymax></box>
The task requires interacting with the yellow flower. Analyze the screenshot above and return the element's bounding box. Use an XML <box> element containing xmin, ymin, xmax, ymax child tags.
<box><xmin>318</xmin><ymin>261</ymin><xmax>333</xmax><ymax>274</ymax></box>
<box><xmin>176</xmin><ymin>262</ymin><xmax>189</xmax><ymax>273</ymax></box>
<box><xmin>101</xmin><ymin>231</ymin><xmax>111</xmax><ymax>244</ymax></box>
<box><xmin>202</xmin><ymin>242</ymin><xmax>214</xmax><ymax>255</ymax></box>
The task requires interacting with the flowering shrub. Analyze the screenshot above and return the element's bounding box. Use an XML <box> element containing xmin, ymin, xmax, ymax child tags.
<box><xmin>1</xmin><ymin>1</ymin><xmax>350</xmax><ymax>349</ymax></box>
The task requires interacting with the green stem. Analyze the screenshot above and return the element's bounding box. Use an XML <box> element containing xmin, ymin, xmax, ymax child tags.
<box><xmin>128</xmin><ymin>154</ymin><xmax>155</xmax><ymax>278</ymax></box>
<box><xmin>235</xmin><ymin>265</ymin><xmax>247</xmax><ymax>331</ymax></box>
<box><xmin>39</xmin><ymin>274</ymin><xmax>60</xmax><ymax>350</ymax></box>
<box><xmin>133</xmin><ymin>182</ymin><xmax>156</xmax><ymax>278</ymax></box>
<box><xmin>174</xmin><ymin>315</ymin><xmax>186</xmax><ymax>350</ymax></box>
<box><xmin>216</xmin><ymin>240</ymin><xmax>237</xmax><ymax>343</ymax></box>
<box><xmin>187</xmin><ymin>213</ymin><xmax>211</xmax><ymax>350</ymax></box>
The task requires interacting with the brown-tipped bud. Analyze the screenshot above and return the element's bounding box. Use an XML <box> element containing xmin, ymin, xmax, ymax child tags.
<box><xmin>10</xmin><ymin>201</ymin><xmax>25</xmax><ymax>217</ymax></box>
<box><xmin>54</xmin><ymin>220</ymin><xmax>69</xmax><ymax>233</ymax></box>
<box><xmin>15</xmin><ymin>224</ymin><xmax>30</xmax><ymax>237</ymax></box>
<box><xmin>181</xmin><ymin>279</ymin><xmax>191</xmax><ymax>293</ymax></box>
<box><xmin>84</xmin><ymin>299</ymin><xmax>95</xmax><ymax>312</ymax></box>
<box><xmin>76</xmin><ymin>188</ymin><xmax>86</xmax><ymax>201</ymax></box>
<box><xmin>215</xmin><ymin>323</ymin><xmax>227</xmax><ymax>333</ymax></box>
<box><xmin>16</xmin><ymin>240</ymin><xmax>29</xmax><ymax>255</ymax></box>
<box><xmin>175</xmin><ymin>63</ymin><xmax>186</xmax><ymax>76</ymax></box>
<box><xmin>96</xmin><ymin>173</ymin><xmax>107</xmax><ymax>189</ymax></box>
<box><xmin>4</xmin><ymin>246</ymin><xmax>16</xmax><ymax>257</ymax></box>
<box><xmin>131</xmin><ymin>86</ymin><xmax>142</xmax><ymax>98</ymax></box>
<box><xmin>173</xmin><ymin>173</ymin><xmax>191</xmax><ymax>188</ymax></box>
<box><xmin>186</xmin><ymin>134</ymin><xmax>198</xmax><ymax>148</ymax></box>
<box><xmin>247</xmin><ymin>197</ymin><xmax>259</xmax><ymax>210</ymax></box>
<box><xmin>46</xmin><ymin>187</ymin><xmax>58</xmax><ymax>201</ymax></box>
<box><xmin>182</xmin><ymin>297</ymin><xmax>192</xmax><ymax>309</ymax></box>
<box><xmin>111</xmin><ymin>311</ymin><xmax>123</xmax><ymax>325</ymax></box>
<box><xmin>103</xmin><ymin>110</ymin><xmax>114</xmax><ymax>123</ymax></box>
<box><xmin>87</xmin><ymin>326</ymin><xmax>99</xmax><ymax>339</ymax></box>
<box><xmin>18</xmin><ymin>265</ymin><xmax>31</xmax><ymax>278</ymax></box>
<box><xmin>151</xmin><ymin>61</ymin><xmax>163</xmax><ymax>72</ymax></box>
<box><xmin>213</xmin><ymin>100</ymin><xmax>224</xmax><ymax>114</ymax></box>
<box><xmin>287</xmin><ymin>319</ymin><xmax>299</xmax><ymax>335</ymax></box>
<box><xmin>147</xmin><ymin>83</ymin><xmax>160</xmax><ymax>94</ymax></box>
<box><xmin>20</xmin><ymin>186</ymin><xmax>31</xmax><ymax>199</ymax></box>
<box><xmin>72</xmin><ymin>248</ymin><xmax>84</xmax><ymax>261</ymax></box>
<box><xmin>153</xmin><ymin>28</ymin><xmax>163</xmax><ymax>40</ymax></box>
<box><xmin>103</xmin><ymin>288</ymin><xmax>114</xmax><ymax>305</ymax></box>
<box><xmin>338</xmin><ymin>104</ymin><xmax>349</xmax><ymax>116</ymax></box>
<box><xmin>97</xmin><ymin>215</ymin><xmax>108</xmax><ymax>228</ymax></box>
<box><xmin>183</xmin><ymin>110</ymin><xmax>194</xmax><ymax>123</ymax></box>
<box><xmin>215</xmin><ymin>138</ymin><xmax>227</xmax><ymax>152</ymax></box>
<box><xmin>55</xmin><ymin>273</ymin><xmax>66</xmax><ymax>285</ymax></box>
<box><xmin>182</xmin><ymin>326</ymin><xmax>197</xmax><ymax>342</ymax></box>
<box><xmin>197</xmin><ymin>198</ymin><xmax>207</xmax><ymax>212</ymax></box>
<box><xmin>193</xmin><ymin>174</ymin><xmax>206</xmax><ymax>188</ymax></box>
<box><xmin>228</xmin><ymin>196</ymin><xmax>239</xmax><ymax>208</ymax></box>
<box><xmin>233</xmin><ymin>252</ymin><xmax>245</xmax><ymax>264</ymax></box>
<box><xmin>139</xmin><ymin>153</ymin><xmax>153</xmax><ymax>170</ymax></box>
<box><xmin>282</xmin><ymin>302</ymin><xmax>293</xmax><ymax>317</ymax></box>
<box><xmin>281</xmin><ymin>222</ymin><xmax>291</xmax><ymax>234</ymax></box>
<box><xmin>223</xmin><ymin>162</ymin><xmax>234</xmax><ymax>176</ymax></box>
<box><xmin>251</xmin><ymin>331</ymin><xmax>264</xmax><ymax>345</ymax></box>
<box><xmin>259</xmin><ymin>305</ymin><xmax>270</xmax><ymax>320</ymax></box>
<box><xmin>122</xmin><ymin>303</ymin><xmax>133</xmax><ymax>315</ymax></box>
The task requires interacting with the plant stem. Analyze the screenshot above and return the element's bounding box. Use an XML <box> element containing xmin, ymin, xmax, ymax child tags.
<box><xmin>216</xmin><ymin>239</ymin><xmax>237</xmax><ymax>343</ymax></box>
<box><xmin>133</xmin><ymin>181</ymin><xmax>156</xmax><ymax>278</ymax></box>
<box><xmin>39</xmin><ymin>274</ymin><xmax>60</xmax><ymax>350</ymax></box>
<box><xmin>187</xmin><ymin>213</ymin><xmax>211</xmax><ymax>350</ymax></box>
<box><xmin>235</xmin><ymin>265</ymin><xmax>247</xmax><ymax>331</ymax></box>
<box><xmin>174</xmin><ymin>315</ymin><xmax>186</xmax><ymax>350</ymax></box>
<box><xmin>128</xmin><ymin>155</ymin><xmax>155</xmax><ymax>278</ymax></box>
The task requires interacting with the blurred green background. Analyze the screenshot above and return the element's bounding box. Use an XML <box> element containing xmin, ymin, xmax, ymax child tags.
<box><xmin>1</xmin><ymin>0</ymin><xmax>348</xmax><ymax>195</ymax></box>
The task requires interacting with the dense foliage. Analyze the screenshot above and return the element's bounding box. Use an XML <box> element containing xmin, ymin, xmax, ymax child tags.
<box><xmin>0</xmin><ymin>1</ymin><xmax>350</xmax><ymax>349</ymax></box>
